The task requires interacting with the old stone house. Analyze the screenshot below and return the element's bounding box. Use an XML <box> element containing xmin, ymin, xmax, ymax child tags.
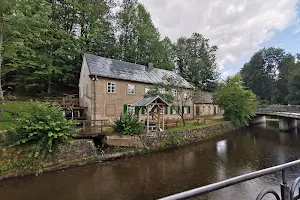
<box><xmin>194</xmin><ymin>92</ymin><xmax>221</xmax><ymax>116</ymax></box>
<box><xmin>79</xmin><ymin>53</ymin><xmax>195</xmax><ymax>121</ymax></box>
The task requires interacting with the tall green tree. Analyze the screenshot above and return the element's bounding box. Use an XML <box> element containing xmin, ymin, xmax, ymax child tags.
<box><xmin>175</xmin><ymin>33</ymin><xmax>219</xmax><ymax>92</ymax></box>
<box><xmin>213</xmin><ymin>74</ymin><xmax>257</xmax><ymax>126</ymax></box>
<box><xmin>287</xmin><ymin>59</ymin><xmax>300</xmax><ymax>104</ymax></box>
<box><xmin>240</xmin><ymin>47</ymin><xmax>287</xmax><ymax>103</ymax></box>
<box><xmin>276</xmin><ymin>54</ymin><xmax>296</xmax><ymax>104</ymax></box>
<box><xmin>116</xmin><ymin>0</ymin><xmax>173</xmax><ymax>69</ymax></box>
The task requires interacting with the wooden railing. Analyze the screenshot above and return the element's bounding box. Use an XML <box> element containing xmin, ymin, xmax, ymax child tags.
<box><xmin>75</xmin><ymin>119</ymin><xmax>111</xmax><ymax>135</ymax></box>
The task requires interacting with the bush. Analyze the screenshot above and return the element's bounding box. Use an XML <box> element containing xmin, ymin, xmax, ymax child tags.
<box><xmin>162</xmin><ymin>131</ymin><xmax>185</xmax><ymax>146</ymax></box>
<box><xmin>7</xmin><ymin>101</ymin><xmax>77</xmax><ymax>157</ymax></box>
<box><xmin>113</xmin><ymin>113</ymin><xmax>144</xmax><ymax>135</ymax></box>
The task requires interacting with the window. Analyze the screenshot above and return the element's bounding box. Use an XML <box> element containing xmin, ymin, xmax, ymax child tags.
<box><xmin>86</xmin><ymin>85</ymin><xmax>88</xmax><ymax>96</ymax></box>
<box><xmin>172</xmin><ymin>89</ymin><xmax>178</xmax><ymax>96</ymax></box>
<box><xmin>107</xmin><ymin>82</ymin><xmax>116</xmax><ymax>93</ymax></box>
<box><xmin>127</xmin><ymin>104</ymin><xmax>135</xmax><ymax>113</ymax></box>
<box><xmin>145</xmin><ymin>86</ymin><xmax>150</xmax><ymax>94</ymax></box>
<box><xmin>159</xmin><ymin>88</ymin><xmax>166</xmax><ymax>94</ymax></box>
<box><xmin>128</xmin><ymin>84</ymin><xmax>135</xmax><ymax>94</ymax></box>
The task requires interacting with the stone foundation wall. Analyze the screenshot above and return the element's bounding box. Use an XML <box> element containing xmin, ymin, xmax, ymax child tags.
<box><xmin>141</xmin><ymin>121</ymin><xmax>239</xmax><ymax>148</ymax></box>
<box><xmin>44</xmin><ymin>140</ymin><xmax>97</xmax><ymax>164</ymax></box>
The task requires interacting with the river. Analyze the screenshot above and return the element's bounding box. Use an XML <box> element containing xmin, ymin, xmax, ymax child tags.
<box><xmin>1</xmin><ymin>121</ymin><xmax>300</xmax><ymax>200</ymax></box>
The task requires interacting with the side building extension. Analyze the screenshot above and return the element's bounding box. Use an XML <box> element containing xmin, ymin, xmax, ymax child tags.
<box><xmin>79</xmin><ymin>53</ymin><xmax>195</xmax><ymax>121</ymax></box>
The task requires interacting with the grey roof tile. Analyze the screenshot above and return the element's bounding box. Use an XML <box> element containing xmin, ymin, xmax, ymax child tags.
<box><xmin>133</xmin><ymin>95</ymin><xmax>169</xmax><ymax>107</ymax></box>
<box><xmin>84</xmin><ymin>53</ymin><xmax>193</xmax><ymax>88</ymax></box>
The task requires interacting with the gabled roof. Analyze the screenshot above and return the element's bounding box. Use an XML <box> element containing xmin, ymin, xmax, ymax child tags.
<box><xmin>84</xmin><ymin>53</ymin><xmax>193</xmax><ymax>89</ymax></box>
<box><xmin>194</xmin><ymin>92</ymin><xmax>213</xmax><ymax>104</ymax></box>
<box><xmin>133</xmin><ymin>96</ymin><xmax>169</xmax><ymax>107</ymax></box>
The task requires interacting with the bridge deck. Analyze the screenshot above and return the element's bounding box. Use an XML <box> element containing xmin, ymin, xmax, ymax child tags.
<box><xmin>256</xmin><ymin>112</ymin><xmax>300</xmax><ymax>119</ymax></box>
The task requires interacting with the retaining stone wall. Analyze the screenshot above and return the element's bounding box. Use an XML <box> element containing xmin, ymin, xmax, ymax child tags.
<box><xmin>141</xmin><ymin>121</ymin><xmax>239</xmax><ymax>148</ymax></box>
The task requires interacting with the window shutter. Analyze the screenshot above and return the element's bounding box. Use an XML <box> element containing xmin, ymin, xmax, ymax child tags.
<box><xmin>188</xmin><ymin>106</ymin><xmax>191</xmax><ymax>114</ymax></box>
<box><xmin>142</xmin><ymin>106</ymin><xmax>145</xmax><ymax>115</ymax></box>
<box><xmin>135</xmin><ymin>106</ymin><xmax>138</xmax><ymax>114</ymax></box>
<box><xmin>178</xmin><ymin>106</ymin><xmax>180</xmax><ymax>113</ymax></box>
<box><xmin>182</xmin><ymin>106</ymin><xmax>185</xmax><ymax>114</ymax></box>
<box><xmin>165</xmin><ymin>107</ymin><xmax>168</xmax><ymax>114</ymax></box>
<box><xmin>170</xmin><ymin>106</ymin><xmax>173</xmax><ymax>114</ymax></box>
<box><xmin>124</xmin><ymin>104</ymin><xmax>128</xmax><ymax>113</ymax></box>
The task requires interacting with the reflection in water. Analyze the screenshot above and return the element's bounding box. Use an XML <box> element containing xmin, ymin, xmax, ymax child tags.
<box><xmin>1</xmin><ymin>121</ymin><xmax>300</xmax><ymax>200</ymax></box>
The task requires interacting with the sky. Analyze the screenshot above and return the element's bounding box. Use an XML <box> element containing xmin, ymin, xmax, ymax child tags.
<box><xmin>139</xmin><ymin>0</ymin><xmax>300</xmax><ymax>79</ymax></box>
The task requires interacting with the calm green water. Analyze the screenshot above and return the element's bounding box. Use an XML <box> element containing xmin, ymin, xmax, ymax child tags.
<box><xmin>1</xmin><ymin>121</ymin><xmax>300</xmax><ymax>200</ymax></box>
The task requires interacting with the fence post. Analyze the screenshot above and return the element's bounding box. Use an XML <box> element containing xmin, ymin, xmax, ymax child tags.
<box><xmin>280</xmin><ymin>170</ymin><xmax>290</xmax><ymax>200</ymax></box>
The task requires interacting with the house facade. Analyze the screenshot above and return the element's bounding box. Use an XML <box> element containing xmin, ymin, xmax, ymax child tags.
<box><xmin>79</xmin><ymin>54</ymin><xmax>195</xmax><ymax>121</ymax></box>
<box><xmin>194</xmin><ymin>92</ymin><xmax>221</xmax><ymax>116</ymax></box>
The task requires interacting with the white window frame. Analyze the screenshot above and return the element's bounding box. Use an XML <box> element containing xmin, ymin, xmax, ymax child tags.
<box><xmin>159</xmin><ymin>88</ymin><xmax>166</xmax><ymax>94</ymax></box>
<box><xmin>128</xmin><ymin>84</ymin><xmax>135</xmax><ymax>94</ymax></box>
<box><xmin>145</xmin><ymin>86</ymin><xmax>150</xmax><ymax>95</ymax></box>
<box><xmin>127</xmin><ymin>104</ymin><xmax>135</xmax><ymax>113</ymax></box>
<box><xmin>107</xmin><ymin>82</ymin><xmax>116</xmax><ymax>93</ymax></box>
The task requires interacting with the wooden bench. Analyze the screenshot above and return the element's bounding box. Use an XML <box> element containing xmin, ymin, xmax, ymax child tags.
<box><xmin>165</xmin><ymin>120</ymin><xmax>178</xmax><ymax>129</ymax></box>
<box><xmin>193</xmin><ymin>118</ymin><xmax>206</xmax><ymax>125</ymax></box>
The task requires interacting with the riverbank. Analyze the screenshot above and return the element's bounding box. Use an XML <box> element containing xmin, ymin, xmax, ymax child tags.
<box><xmin>0</xmin><ymin>121</ymin><xmax>239</xmax><ymax>180</ymax></box>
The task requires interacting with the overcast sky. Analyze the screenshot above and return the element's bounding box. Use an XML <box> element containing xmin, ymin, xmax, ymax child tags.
<box><xmin>139</xmin><ymin>0</ymin><xmax>300</xmax><ymax>79</ymax></box>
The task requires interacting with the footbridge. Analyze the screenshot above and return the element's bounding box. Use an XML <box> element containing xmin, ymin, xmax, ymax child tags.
<box><xmin>253</xmin><ymin>105</ymin><xmax>300</xmax><ymax>131</ymax></box>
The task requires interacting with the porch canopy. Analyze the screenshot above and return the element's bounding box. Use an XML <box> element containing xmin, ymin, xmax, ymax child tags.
<box><xmin>133</xmin><ymin>95</ymin><xmax>169</xmax><ymax>133</ymax></box>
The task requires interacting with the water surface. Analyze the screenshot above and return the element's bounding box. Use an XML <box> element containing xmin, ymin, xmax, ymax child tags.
<box><xmin>1</xmin><ymin>122</ymin><xmax>300</xmax><ymax>200</ymax></box>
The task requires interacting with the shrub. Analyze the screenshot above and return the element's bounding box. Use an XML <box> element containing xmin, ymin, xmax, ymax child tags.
<box><xmin>162</xmin><ymin>131</ymin><xmax>185</xmax><ymax>146</ymax></box>
<box><xmin>7</xmin><ymin>101</ymin><xmax>77</xmax><ymax>157</ymax></box>
<box><xmin>113</xmin><ymin>113</ymin><xmax>144</xmax><ymax>135</ymax></box>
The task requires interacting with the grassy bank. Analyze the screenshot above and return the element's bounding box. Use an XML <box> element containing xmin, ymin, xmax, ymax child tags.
<box><xmin>0</xmin><ymin>101</ymin><xmax>29</xmax><ymax>130</ymax></box>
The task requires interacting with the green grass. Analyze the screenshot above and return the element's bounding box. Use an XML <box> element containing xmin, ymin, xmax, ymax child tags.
<box><xmin>0</xmin><ymin>101</ymin><xmax>30</xmax><ymax>130</ymax></box>
<box><xmin>165</xmin><ymin>118</ymin><xmax>224</xmax><ymax>132</ymax></box>
<box><xmin>2</xmin><ymin>101</ymin><xmax>29</xmax><ymax>122</ymax></box>
<box><xmin>0</xmin><ymin>122</ymin><xmax>14</xmax><ymax>130</ymax></box>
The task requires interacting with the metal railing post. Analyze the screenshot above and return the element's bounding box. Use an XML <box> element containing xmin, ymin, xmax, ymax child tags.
<box><xmin>281</xmin><ymin>170</ymin><xmax>290</xmax><ymax>200</ymax></box>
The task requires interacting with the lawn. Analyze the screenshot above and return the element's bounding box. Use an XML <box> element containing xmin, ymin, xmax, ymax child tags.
<box><xmin>0</xmin><ymin>101</ymin><xmax>29</xmax><ymax>130</ymax></box>
<box><xmin>165</xmin><ymin>117</ymin><xmax>224</xmax><ymax>132</ymax></box>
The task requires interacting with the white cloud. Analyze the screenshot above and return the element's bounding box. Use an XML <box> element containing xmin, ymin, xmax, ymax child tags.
<box><xmin>139</xmin><ymin>0</ymin><xmax>299</xmax><ymax>69</ymax></box>
<box><xmin>221</xmin><ymin>70</ymin><xmax>233</xmax><ymax>79</ymax></box>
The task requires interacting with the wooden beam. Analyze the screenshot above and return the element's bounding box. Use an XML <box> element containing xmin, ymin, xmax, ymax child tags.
<box><xmin>147</xmin><ymin>106</ymin><xmax>150</xmax><ymax>133</ymax></box>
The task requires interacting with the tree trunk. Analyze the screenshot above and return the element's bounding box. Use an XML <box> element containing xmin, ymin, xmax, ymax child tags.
<box><xmin>0</xmin><ymin>28</ymin><xmax>5</xmax><ymax>120</ymax></box>
<box><xmin>0</xmin><ymin>27</ymin><xmax>4</xmax><ymax>101</ymax></box>
<box><xmin>181</xmin><ymin>115</ymin><xmax>186</xmax><ymax>127</ymax></box>
<box><xmin>47</xmin><ymin>73</ymin><xmax>51</xmax><ymax>95</ymax></box>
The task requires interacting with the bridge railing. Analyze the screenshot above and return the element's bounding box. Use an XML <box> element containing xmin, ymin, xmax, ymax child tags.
<box><xmin>256</xmin><ymin>105</ymin><xmax>300</xmax><ymax>114</ymax></box>
<box><xmin>158</xmin><ymin>159</ymin><xmax>300</xmax><ymax>200</ymax></box>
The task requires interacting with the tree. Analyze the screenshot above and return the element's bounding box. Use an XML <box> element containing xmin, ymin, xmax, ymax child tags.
<box><xmin>276</xmin><ymin>54</ymin><xmax>296</xmax><ymax>104</ymax></box>
<box><xmin>213</xmin><ymin>74</ymin><xmax>258</xmax><ymax>126</ymax></box>
<box><xmin>240</xmin><ymin>47</ymin><xmax>289</xmax><ymax>104</ymax></box>
<box><xmin>286</xmin><ymin>60</ymin><xmax>300</xmax><ymax>104</ymax></box>
<box><xmin>116</xmin><ymin>0</ymin><xmax>173</xmax><ymax>69</ymax></box>
<box><xmin>175</xmin><ymin>33</ymin><xmax>219</xmax><ymax>92</ymax></box>
<box><xmin>148</xmin><ymin>75</ymin><xmax>196</xmax><ymax>126</ymax></box>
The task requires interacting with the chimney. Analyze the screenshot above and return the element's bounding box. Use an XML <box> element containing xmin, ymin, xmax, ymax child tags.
<box><xmin>146</xmin><ymin>62</ymin><xmax>153</xmax><ymax>71</ymax></box>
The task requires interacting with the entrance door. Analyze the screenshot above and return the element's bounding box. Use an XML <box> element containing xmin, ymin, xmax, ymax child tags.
<box><xmin>214</xmin><ymin>106</ymin><xmax>217</xmax><ymax>115</ymax></box>
<box><xmin>196</xmin><ymin>106</ymin><xmax>200</xmax><ymax>116</ymax></box>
